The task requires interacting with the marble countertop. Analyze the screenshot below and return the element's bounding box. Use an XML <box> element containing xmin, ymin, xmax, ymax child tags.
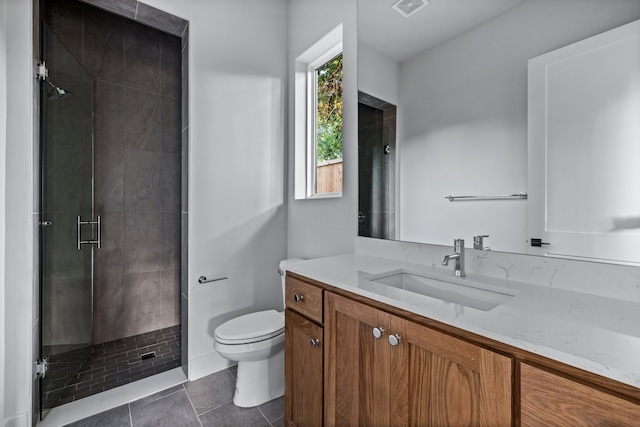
<box><xmin>286</xmin><ymin>253</ymin><xmax>640</xmax><ymax>390</ymax></box>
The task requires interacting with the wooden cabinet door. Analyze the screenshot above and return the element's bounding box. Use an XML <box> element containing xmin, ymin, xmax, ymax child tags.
<box><xmin>325</xmin><ymin>293</ymin><xmax>392</xmax><ymax>427</ymax></box>
<box><xmin>285</xmin><ymin>309</ymin><xmax>323</xmax><ymax>427</ymax></box>
<box><xmin>390</xmin><ymin>317</ymin><xmax>512</xmax><ymax>427</ymax></box>
<box><xmin>521</xmin><ymin>363</ymin><xmax>640</xmax><ymax>427</ymax></box>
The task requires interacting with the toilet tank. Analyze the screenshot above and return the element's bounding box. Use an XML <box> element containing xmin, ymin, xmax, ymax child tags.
<box><xmin>279</xmin><ymin>258</ymin><xmax>304</xmax><ymax>309</ymax></box>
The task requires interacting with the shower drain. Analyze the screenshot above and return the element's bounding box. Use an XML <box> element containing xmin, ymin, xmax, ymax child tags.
<box><xmin>140</xmin><ymin>351</ymin><xmax>157</xmax><ymax>360</ymax></box>
<box><xmin>129</xmin><ymin>351</ymin><xmax>157</xmax><ymax>364</ymax></box>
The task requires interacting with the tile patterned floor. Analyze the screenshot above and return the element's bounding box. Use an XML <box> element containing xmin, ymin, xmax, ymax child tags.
<box><xmin>65</xmin><ymin>367</ymin><xmax>284</xmax><ymax>427</ymax></box>
<box><xmin>44</xmin><ymin>325</ymin><xmax>181</xmax><ymax>408</ymax></box>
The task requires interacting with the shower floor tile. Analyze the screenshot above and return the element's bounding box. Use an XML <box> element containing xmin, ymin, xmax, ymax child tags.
<box><xmin>43</xmin><ymin>325</ymin><xmax>181</xmax><ymax>408</ymax></box>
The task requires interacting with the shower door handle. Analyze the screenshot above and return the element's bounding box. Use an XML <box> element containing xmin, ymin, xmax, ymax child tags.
<box><xmin>77</xmin><ymin>215</ymin><xmax>101</xmax><ymax>250</ymax></box>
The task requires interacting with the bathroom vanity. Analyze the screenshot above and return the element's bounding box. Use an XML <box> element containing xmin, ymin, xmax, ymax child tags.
<box><xmin>283</xmin><ymin>251</ymin><xmax>640</xmax><ymax>426</ymax></box>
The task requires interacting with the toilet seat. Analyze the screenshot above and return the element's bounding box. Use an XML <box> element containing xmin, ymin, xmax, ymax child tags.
<box><xmin>215</xmin><ymin>309</ymin><xmax>284</xmax><ymax>344</ymax></box>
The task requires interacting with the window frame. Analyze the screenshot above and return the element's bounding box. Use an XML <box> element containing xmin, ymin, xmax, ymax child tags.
<box><xmin>306</xmin><ymin>46</ymin><xmax>343</xmax><ymax>199</ymax></box>
<box><xmin>293</xmin><ymin>24</ymin><xmax>344</xmax><ymax>201</ymax></box>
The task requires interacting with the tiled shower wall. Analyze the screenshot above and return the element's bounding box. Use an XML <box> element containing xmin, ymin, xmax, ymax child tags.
<box><xmin>46</xmin><ymin>0</ymin><xmax>182</xmax><ymax>344</ymax></box>
<box><xmin>358</xmin><ymin>93</ymin><xmax>396</xmax><ymax>240</ymax></box>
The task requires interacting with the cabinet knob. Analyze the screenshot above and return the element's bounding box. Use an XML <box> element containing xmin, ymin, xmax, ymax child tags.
<box><xmin>294</xmin><ymin>294</ymin><xmax>304</xmax><ymax>302</ymax></box>
<box><xmin>309</xmin><ymin>338</ymin><xmax>320</xmax><ymax>347</ymax></box>
<box><xmin>372</xmin><ymin>327</ymin><xmax>385</xmax><ymax>339</ymax></box>
<box><xmin>388</xmin><ymin>334</ymin><xmax>401</xmax><ymax>346</ymax></box>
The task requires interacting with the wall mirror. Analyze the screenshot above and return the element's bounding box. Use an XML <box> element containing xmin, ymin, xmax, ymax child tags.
<box><xmin>357</xmin><ymin>0</ymin><xmax>640</xmax><ymax>265</ymax></box>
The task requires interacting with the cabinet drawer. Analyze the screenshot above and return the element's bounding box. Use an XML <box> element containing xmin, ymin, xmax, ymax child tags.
<box><xmin>285</xmin><ymin>276</ymin><xmax>323</xmax><ymax>323</ymax></box>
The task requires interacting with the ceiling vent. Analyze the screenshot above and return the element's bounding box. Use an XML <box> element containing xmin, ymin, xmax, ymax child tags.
<box><xmin>391</xmin><ymin>0</ymin><xmax>429</xmax><ymax>18</ymax></box>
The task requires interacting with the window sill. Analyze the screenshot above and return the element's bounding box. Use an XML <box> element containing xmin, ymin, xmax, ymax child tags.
<box><xmin>300</xmin><ymin>192</ymin><xmax>343</xmax><ymax>200</ymax></box>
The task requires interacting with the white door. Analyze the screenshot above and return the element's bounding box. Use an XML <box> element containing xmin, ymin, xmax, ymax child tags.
<box><xmin>528</xmin><ymin>19</ymin><xmax>640</xmax><ymax>265</ymax></box>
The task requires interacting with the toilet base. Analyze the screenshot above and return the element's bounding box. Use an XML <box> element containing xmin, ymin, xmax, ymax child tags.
<box><xmin>233</xmin><ymin>348</ymin><xmax>284</xmax><ymax>408</ymax></box>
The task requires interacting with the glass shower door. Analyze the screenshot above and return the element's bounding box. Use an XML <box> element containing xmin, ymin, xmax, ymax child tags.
<box><xmin>40</xmin><ymin>23</ymin><xmax>95</xmax><ymax>416</ymax></box>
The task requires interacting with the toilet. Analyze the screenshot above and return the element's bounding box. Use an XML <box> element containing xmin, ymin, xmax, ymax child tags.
<box><xmin>213</xmin><ymin>258</ymin><xmax>303</xmax><ymax>408</ymax></box>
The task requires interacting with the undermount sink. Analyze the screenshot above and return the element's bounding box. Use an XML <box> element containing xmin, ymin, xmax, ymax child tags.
<box><xmin>360</xmin><ymin>269</ymin><xmax>517</xmax><ymax>311</ymax></box>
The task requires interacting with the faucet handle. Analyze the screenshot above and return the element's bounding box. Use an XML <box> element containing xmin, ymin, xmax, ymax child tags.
<box><xmin>473</xmin><ymin>235</ymin><xmax>489</xmax><ymax>250</ymax></box>
<box><xmin>454</xmin><ymin>238</ymin><xmax>464</xmax><ymax>249</ymax></box>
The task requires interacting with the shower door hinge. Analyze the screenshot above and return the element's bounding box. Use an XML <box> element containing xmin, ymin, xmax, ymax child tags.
<box><xmin>35</xmin><ymin>356</ymin><xmax>49</xmax><ymax>379</ymax></box>
<box><xmin>36</xmin><ymin>60</ymin><xmax>48</xmax><ymax>81</ymax></box>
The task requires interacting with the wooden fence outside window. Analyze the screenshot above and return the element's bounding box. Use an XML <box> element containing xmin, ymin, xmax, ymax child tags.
<box><xmin>316</xmin><ymin>159</ymin><xmax>343</xmax><ymax>194</ymax></box>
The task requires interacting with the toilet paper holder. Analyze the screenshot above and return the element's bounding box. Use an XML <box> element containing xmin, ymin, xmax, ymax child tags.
<box><xmin>198</xmin><ymin>274</ymin><xmax>228</xmax><ymax>284</ymax></box>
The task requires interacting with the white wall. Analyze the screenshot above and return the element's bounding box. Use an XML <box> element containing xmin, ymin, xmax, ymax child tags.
<box><xmin>357</xmin><ymin>42</ymin><xmax>399</xmax><ymax>106</ymax></box>
<box><xmin>287</xmin><ymin>0</ymin><xmax>358</xmax><ymax>259</ymax></box>
<box><xmin>141</xmin><ymin>0</ymin><xmax>289</xmax><ymax>379</ymax></box>
<box><xmin>3</xmin><ymin>0</ymin><xmax>34</xmax><ymax>424</ymax></box>
<box><xmin>398</xmin><ymin>0</ymin><xmax>640</xmax><ymax>253</ymax></box>
<box><xmin>0</xmin><ymin>0</ymin><xmax>7</xmax><ymax>423</ymax></box>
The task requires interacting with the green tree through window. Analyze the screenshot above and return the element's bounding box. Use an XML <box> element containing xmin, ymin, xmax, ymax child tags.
<box><xmin>316</xmin><ymin>53</ymin><xmax>343</xmax><ymax>162</ymax></box>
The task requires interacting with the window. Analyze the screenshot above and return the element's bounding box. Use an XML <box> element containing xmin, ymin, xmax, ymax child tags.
<box><xmin>310</xmin><ymin>52</ymin><xmax>343</xmax><ymax>196</ymax></box>
<box><xmin>294</xmin><ymin>24</ymin><xmax>344</xmax><ymax>200</ymax></box>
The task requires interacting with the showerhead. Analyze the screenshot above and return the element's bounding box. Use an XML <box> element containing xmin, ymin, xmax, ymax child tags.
<box><xmin>45</xmin><ymin>79</ymin><xmax>71</xmax><ymax>100</ymax></box>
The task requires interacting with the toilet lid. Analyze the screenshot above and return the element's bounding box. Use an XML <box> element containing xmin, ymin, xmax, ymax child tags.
<box><xmin>215</xmin><ymin>310</ymin><xmax>284</xmax><ymax>344</ymax></box>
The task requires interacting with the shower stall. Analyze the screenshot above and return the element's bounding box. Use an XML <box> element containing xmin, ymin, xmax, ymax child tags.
<box><xmin>357</xmin><ymin>92</ymin><xmax>397</xmax><ymax>240</ymax></box>
<box><xmin>38</xmin><ymin>0</ymin><xmax>183</xmax><ymax>417</ymax></box>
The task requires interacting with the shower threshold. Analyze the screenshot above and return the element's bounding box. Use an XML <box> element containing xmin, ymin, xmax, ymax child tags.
<box><xmin>43</xmin><ymin>325</ymin><xmax>181</xmax><ymax>408</ymax></box>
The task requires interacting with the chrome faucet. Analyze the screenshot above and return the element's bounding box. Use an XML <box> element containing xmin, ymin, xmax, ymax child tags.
<box><xmin>442</xmin><ymin>239</ymin><xmax>465</xmax><ymax>277</ymax></box>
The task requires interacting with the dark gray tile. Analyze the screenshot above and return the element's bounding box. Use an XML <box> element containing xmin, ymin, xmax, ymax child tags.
<box><xmin>42</xmin><ymin>277</ymin><xmax>93</xmax><ymax>354</ymax></box>
<box><xmin>199</xmin><ymin>402</ymin><xmax>270</xmax><ymax>427</ymax></box>
<box><xmin>159</xmin><ymin>153</ymin><xmax>181</xmax><ymax>212</ymax></box>
<box><xmin>130</xmin><ymin>384</ymin><xmax>184</xmax><ymax>408</ymax></box>
<box><xmin>95</xmin><ymin>145</ymin><xmax>124</xmax><ymax>213</ymax></box>
<box><xmin>124</xmin><ymin>88</ymin><xmax>161</xmax><ymax>152</ymax></box>
<box><xmin>181</xmin><ymin>130</ymin><xmax>189</xmax><ymax>212</ymax></box>
<box><xmin>358</xmin><ymin>91</ymin><xmax>393</xmax><ymax>110</ymax></box>
<box><xmin>183</xmin><ymin>370</ymin><xmax>235</xmax><ymax>415</ymax></box>
<box><xmin>160</xmin><ymin>96</ymin><xmax>181</xmax><ymax>154</ymax></box>
<box><xmin>94</xmin><ymin>212</ymin><xmax>124</xmax><ymax>344</ymax></box>
<box><xmin>180</xmin><ymin>295</ymin><xmax>188</xmax><ymax>377</ymax></box>
<box><xmin>258</xmin><ymin>397</ymin><xmax>284</xmax><ymax>423</ymax></box>
<box><xmin>125</xmin><ymin>23</ymin><xmax>161</xmax><ymax>93</ymax></box>
<box><xmin>42</xmin><ymin>212</ymin><xmax>89</xmax><ymax>279</ymax></box>
<box><xmin>124</xmin><ymin>211</ymin><xmax>179</xmax><ymax>274</ymax></box>
<box><xmin>94</xmin><ymin>81</ymin><xmax>126</xmax><ymax>150</ymax></box>
<box><xmin>84</xmin><ymin>6</ymin><xmax>125</xmax><ymax>84</ymax></box>
<box><xmin>95</xmin><ymin>213</ymin><xmax>124</xmax><ymax>270</ymax></box>
<box><xmin>66</xmin><ymin>404</ymin><xmax>130</xmax><ymax>427</ymax></box>
<box><xmin>80</xmin><ymin>0</ymin><xmax>137</xmax><ymax>19</ymax></box>
<box><xmin>161</xmin><ymin>35</ymin><xmax>181</xmax><ymax>99</ymax></box>
<box><xmin>45</xmin><ymin>74</ymin><xmax>93</xmax><ymax>150</ymax></box>
<box><xmin>131</xmin><ymin>389</ymin><xmax>199</xmax><ymax>427</ymax></box>
<box><xmin>180</xmin><ymin>213</ymin><xmax>188</xmax><ymax>296</ymax></box>
<box><xmin>181</xmin><ymin>43</ymin><xmax>188</xmax><ymax>131</ymax></box>
<box><xmin>162</xmin><ymin>212</ymin><xmax>181</xmax><ymax>265</ymax></box>
<box><xmin>181</xmin><ymin>24</ymin><xmax>188</xmax><ymax>50</ymax></box>
<box><xmin>270</xmin><ymin>417</ymin><xmax>285</xmax><ymax>427</ymax></box>
<box><xmin>135</xmin><ymin>3</ymin><xmax>188</xmax><ymax>37</ymax></box>
<box><xmin>358</xmin><ymin>102</ymin><xmax>383</xmax><ymax>130</ymax></box>
<box><xmin>124</xmin><ymin>149</ymin><xmax>161</xmax><ymax>212</ymax></box>
<box><xmin>45</xmin><ymin>0</ymin><xmax>84</xmax><ymax>65</ymax></box>
<box><xmin>122</xmin><ymin>269</ymin><xmax>180</xmax><ymax>337</ymax></box>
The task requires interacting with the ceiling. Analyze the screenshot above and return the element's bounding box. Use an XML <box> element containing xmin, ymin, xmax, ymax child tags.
<box><xmin>358</xmin><ymin>0</ymin><xmax>530</xmax><ymax>63</ymax></box>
